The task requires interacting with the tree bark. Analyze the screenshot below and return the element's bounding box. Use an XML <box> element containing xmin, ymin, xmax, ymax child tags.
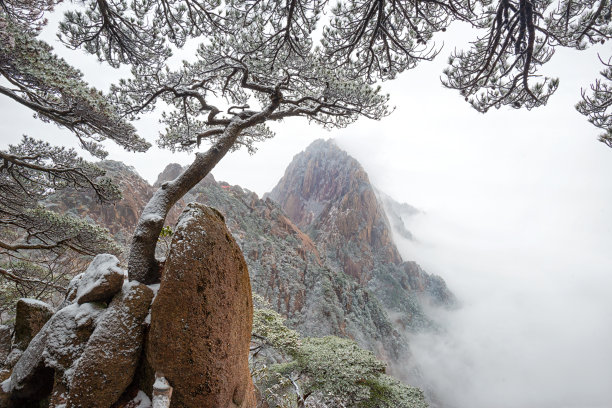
<box><xmin>127</xmin><ymin>123</ymin><xmax>242</xmax><ymax>283</ymax></box>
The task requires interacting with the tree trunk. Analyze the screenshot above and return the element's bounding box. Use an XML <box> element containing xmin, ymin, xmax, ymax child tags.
<box><xmin>127</xmin><ymin>123</ymin><xmax>242</xmax><ymax>283</ymax></box>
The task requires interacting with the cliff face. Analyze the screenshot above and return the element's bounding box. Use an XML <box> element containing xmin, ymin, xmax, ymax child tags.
<box><xmin>269</xmin><ymin>139</ymin><xmax>402</xmax><ymax>284</ymax></box>
<box><xmin>268</xmin><ymin>140</ymin><xmax>454</xmax><ymax>330</ymax></box>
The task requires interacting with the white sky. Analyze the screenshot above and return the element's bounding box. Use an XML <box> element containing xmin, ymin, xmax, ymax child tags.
<box><xmin>1</xmin><ymin>16</ymin><xmax>611</xmax><ymax>408</ymax></box>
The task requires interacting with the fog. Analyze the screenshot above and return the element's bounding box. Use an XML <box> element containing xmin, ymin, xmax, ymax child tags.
<box><xmin>391</xmin><ymin>205</ymin><xmax>612</xmax><ymax>408</ymax></box>
<box><xmin>334</xmin><ymin>137</ymin><xmax>612</xmax><ymax>407</ymax></box>
<box><xmin>2</xmin><ymin>14</ymin><xmax>612</xmax><ymax>408</ymax></box>
<box><xmin>327</xmin><ymin>26</ymin><xmax>612</xmax><ymax>407</ymax></box>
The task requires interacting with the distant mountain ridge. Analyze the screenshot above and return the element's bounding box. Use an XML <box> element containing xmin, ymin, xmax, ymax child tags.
<box><xmin>377</xmin><ymin>188</ymin><xmax>420</xmax><ymax>241</ymax></box>
<box><xmin>50</xmin><ymin>139</ymin><xmax>454</xmax><ymax>369</ymax></box>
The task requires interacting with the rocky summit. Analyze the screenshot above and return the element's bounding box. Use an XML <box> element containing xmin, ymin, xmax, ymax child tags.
<box><xmin>268</xmin><ymin>140</ymin><xmax>455</xmax><ymax>327</ymax></box>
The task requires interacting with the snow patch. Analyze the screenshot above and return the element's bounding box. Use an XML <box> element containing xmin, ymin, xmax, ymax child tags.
<box><xmin>175</xmin><ymin>203</ymin><xmax>203</xmax><ymax>231</ymax></box>
<box><xmin>141</xmin><ymin>213</ymin><xmax>164</xmax><ymax>224</ymax></box>
<box><xmin>147</xmin><ymin>283</ymin><xmax>160</xmax><ymax>298</ymax></box>
<box><xmin>19</xmin><ymin>298</ymin><xmax>53</xmax><ymax>310</ymax></box>
<box><xmin>10</xmin><ymin>301</ymin><xmax>107</xmax><ymax>391</ymax></box>
<box><xmin>144</xmin><ymin>284</ymin><xmax>160</xmax><ymax>325</ymax></box>
<box><xmin>132</xmin><ymin>390</ymin><xmax>152</xmax><ymax>407</ymax></box>
<box><xmin>1</xmin><ymin>378</ymin><xmax>11</xmax><ymax>392</ymax></box>
<box><xmin>75</xmin><ymin>302</ymin><xmax>106</xmax><ymax>327</ymax></box>
<box><xmin>75</xmin><ymin>254</ymin><xmax>124</xmax><ymax>301</ymax></box>
<box><xmin>153</xmin><ymin>376</ymin><xmax>170</xmax><ymax>391</ymax></box>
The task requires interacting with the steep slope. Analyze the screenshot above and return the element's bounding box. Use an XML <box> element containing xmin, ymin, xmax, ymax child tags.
<box><xmin>269</xmin><ymin>139</ymin><xmax>402</xmax><ymax>281</ymax></box>
<box><xmin>376</xmin><ymin>189</ymin><xmax>420</xmax><ymax>241</ymax></box>
<box><xmin>154</xmin><ymin>170</ymin><xmax>404</xmax><ymax>360</ymax></box>
<box><xmin>46</xmin><ymin>143</ymin><xmax>453</xmax><ymax>364</ymax></box>
<box><xmin>268</xmin><ymin>139</ymin><xmax>454</xmax><ymax>331</ymax></box>
<box><xmin>47</xmin><ymin>160</ymin><xmax>183</xmax><ymax>251</ymax></box>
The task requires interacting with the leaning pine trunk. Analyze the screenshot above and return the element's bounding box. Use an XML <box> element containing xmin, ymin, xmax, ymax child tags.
<box><xmin>127</xmin><ymin>124</ymin><xmax>242</xmax><ymax>283</ymax></box>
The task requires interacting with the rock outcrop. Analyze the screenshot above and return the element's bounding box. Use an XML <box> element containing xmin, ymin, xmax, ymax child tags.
<box><xmin>3</xmin><ymin>254</ymin><xmax>157</xmax><ymax>408</ymax></box>
<box><xmin>8</xmin><ymin>302</ymin><xmax>103</xmax><ymax>405</ymax></box>
<box><xmin>12</xmin><ymin>299</ymin><xmax>54</xmax><ymax>351</ymax></box>
<box><xmin>68</xmin><ymin>282</ymin><xmax>153</xmax><ymax>408</ymax></box>
<box><xmin>74</xmin><ymin>254</ymin><xmax>125</xmax><ymax>304</ymax></box>
<box><xmin>146</xmin><ymin>203</ymin><xmax>256</xmax><ymax>408</ymax></box>
<box><xmin>268</xmin><ymin>139</ymin><xmax>455</xmax><ymax>331</ymax></box>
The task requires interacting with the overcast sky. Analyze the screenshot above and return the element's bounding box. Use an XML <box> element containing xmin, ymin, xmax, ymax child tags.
<box><xmin>2</xmin><ymin>16</ymin><xmax>612</xmax><ymax>408</ymax></box>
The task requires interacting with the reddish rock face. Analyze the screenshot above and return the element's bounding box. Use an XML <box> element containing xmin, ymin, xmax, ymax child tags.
<box><xmin>47</xmin><ymin>160</ymin><xmax>184</xmax><ymax>250</ymax></box>
<box><xmin>146</xmin><ymin>203</ymin><xmax>256</xmax><ymax>408</ymax></box>
<box><xmin>268</xmin><ymin>139</ymin><xmax>401</xmax><ymax>283</ymax></box>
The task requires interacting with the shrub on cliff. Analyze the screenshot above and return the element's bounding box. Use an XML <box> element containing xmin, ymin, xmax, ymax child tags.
<box><xmin>251</xmin><ymin>306</ymin><xmax>427</xmax><ymax>407</ymax></box>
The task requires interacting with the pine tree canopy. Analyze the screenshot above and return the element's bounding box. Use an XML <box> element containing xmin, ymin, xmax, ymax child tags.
<box><xmin>1</xmin><ymin>0</ymin><xmax>611</xmax><ymax>284</ymax></box>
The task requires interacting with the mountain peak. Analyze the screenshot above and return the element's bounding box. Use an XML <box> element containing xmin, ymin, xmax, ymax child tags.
<box><xmin>268</xmin><ymin>138</ymin><xmax>454</xmax><ymax>324</ymax></box>
<box><xmin>270</xmin><ymin>139</ymin><xmax>375</xmax><ymax>225</ymax></box>
<box><xmin>269</xmin><ymin>139</ymin><xmax>402</xmax><ymax>281</ymax></box>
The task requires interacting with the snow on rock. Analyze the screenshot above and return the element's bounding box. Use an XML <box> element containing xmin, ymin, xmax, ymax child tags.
<box><xmin>0</xmin><ymin>378</ymin><xmax>10</xmax><ymax>407</ymax></box>
<box><xmin>68</xmin><ymin>282</ymin><xmax>153</xmax><ymax>408</ymax></box>
<box><xmin>144</xmin><ymin>284</ymin><xmax>160</xmax><ymax>326</ymax></box>
<box><xmin>19</xmin><ymin>299</ymin><xmax>53</xmax><ymax>308</ymax></box>
<box><xmin>1</xmin><ymin>379</ymin><xmax>10</xmax><ymax>393</ymax></box>
<box><xmin>44</xmin><ymin>303</ymin><xmax>106</xmax><ymax>379</ymax></box>
<box><xmin>1</xmin><ymin>257</ymin><xmax>157</xmax><ymax>407</ymax></box>
<box><xmin>3</xmin><ymin>349</ymin><xmax>22</xmax><ymax>370</ymax></box>
<box><xmin>133</xmin><ymin>390</ymin><xmax>152</xmax><ymax>408</ymax></box>
<box><xmin>152</xmin><ymin>375</ymin><xmax>172</xmax><ymax>408</ymax></box>
<box><xmin>75</xmin><ymin>254</ymin><xmax>125</xmax><ymax>304</ymax></box>
<box><xmin>13</xmin><ymin>298</ymin><xmax>54</xmax><ymax>351</ymax></box>
<box><xmin>61</xmin><ymin>273</ymin><xmax>84</xmax><ymax>308</ymax></box>
<box><xmin>9</xmin><ymin>302</ymin><xmax>104</xmax><ymax>402</ymax></box>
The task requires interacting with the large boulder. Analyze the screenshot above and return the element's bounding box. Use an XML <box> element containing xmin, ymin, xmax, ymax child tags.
<box><xmin>146</xmin><ymin>203</ymin><xmax>256</xmax><ymax>408</ymax></box>
<box><xmin>74</xmin><ymin>254</ymin><xmax>124</xmax><ymax>304</ymax></box>
<box><xmin>12</xmin><ymin>299</ymin><xmax>54</xmax><ymax>351</ymax></box>
<box><xmin>67</xmin><ymin>282</ymin><xmax>153</xmax><ymax>408</ymax></box>
<box><xmin>7</xmin><ymin>302</ymin><xmax>103</xmax><ymax>405</ymax></box>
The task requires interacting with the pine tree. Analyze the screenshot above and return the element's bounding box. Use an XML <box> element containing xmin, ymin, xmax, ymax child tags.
<box><xmin>1</xmin><ymin>0</ymin><xmax>611</xmax><ymax>285</ymax></box>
